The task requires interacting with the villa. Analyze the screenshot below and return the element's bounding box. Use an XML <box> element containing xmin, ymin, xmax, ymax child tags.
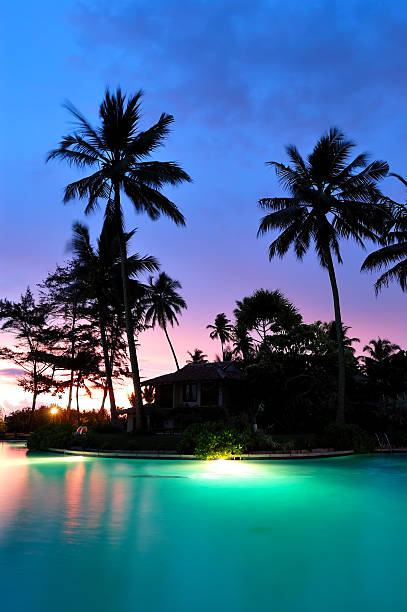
<box><xmin>141</xmin><ymin>361</ymin><xmax>247</xmax><ymax>430</ymax></box>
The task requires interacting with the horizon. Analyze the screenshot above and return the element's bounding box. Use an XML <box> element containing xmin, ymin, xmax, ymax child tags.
<box><xmin>2</xmin><ymin>0</ymin><xmax>407</xmax><ymax>414</ymax></box>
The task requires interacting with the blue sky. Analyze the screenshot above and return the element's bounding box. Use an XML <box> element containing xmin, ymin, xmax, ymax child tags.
<box><xmin>1</xmin><ymin>0</ymin><xmax>407</xmax><ymax>408</ymax></box>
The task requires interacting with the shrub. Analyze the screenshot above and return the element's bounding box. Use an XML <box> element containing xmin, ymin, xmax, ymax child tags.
<box><xmin>27</xmin><ymin>423</ymin><xmax>75</xmax><ymax>450</ymax></box>
<box><xmin>323</xmin><ymin>424</ymin><xmax>375</xmax><ymax>453</ymax></box>
<box><xmin>245</xmin><ymin>430</ymin><xmax>281</xmax><ymax>452</ymax></box>
<box><xmin>178</xmin><ymin>422</ymin><xmax>248</xmax><ymax>459</ymax></box>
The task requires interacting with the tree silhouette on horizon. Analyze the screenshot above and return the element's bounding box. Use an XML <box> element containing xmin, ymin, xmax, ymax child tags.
<box><xmin>47</xmin><ymin>88</ymin><xmax>191</xmax><ymax>431</ymax></box>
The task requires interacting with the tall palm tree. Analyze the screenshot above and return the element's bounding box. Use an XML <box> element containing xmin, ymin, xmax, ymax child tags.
<box><xmin>70</xmin><ymin>220</ymin><xmax>158</xmax><ymax>423</ymax></box>
<box><xmin>363</xmin><ymin>338</ymin><xmax>401</xmax><ymax>362</ymax></box>
<box><xmin>187</xmin><ymin>348</ymin><xmax>208</xmax><ymax>363</ymax></box>
<box><xmin>257</xmin><ymin>127</ymin><xmax>388</xmax><ymax>423</ymax></box>
<box><xmin>144</xmin><ymin>272</ymin><xmax>186</xmax><ymax>370</ymax></box>
<box><xmin>362</xmin><ymin>174</ymin><xmax>407</xmax><ymax>293</ymax></box>
<box><xmin>47</xmin><ymin>88</ymin><xmax>191</xmax><ymax>431</ymax></box>
<box><xmin>207</xmin><ymin>313</ymin><xmax>233</xmax><ymax>359</ymax></box>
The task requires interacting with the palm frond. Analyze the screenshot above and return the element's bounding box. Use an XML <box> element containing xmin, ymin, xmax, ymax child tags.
<box><xmin>258</xmin><ymin>197</ymin><xmax>298</xmax><ymax>211</ymax></box>
<box><xmin>126</xmin><ymin>113</ymin><xmax>174</xmax><ymax>157</ymax></box>
<box><xmin>123</xmin><ymin>179</ymin><xmax>186</xmax><ymax>225</ymax></box>
<box><xmin>63</xmin><ymin>171</ymin><xmax>108</xmax><ymax>210</ymax></box>
<box><xmin>126</xmin><ymin>254</ymin><xmax>160</xmax><ymax>277</ymax></box>
<box><xmin>390</xmin><ymin>173</ymin><xmax>407</xmax><ymax>189</ymax></box>
<box><xmin>267</xmin><ymin>162</ymin><xmax>301</xmax><ymax>193</ymax></box>
<box><xmin>62</xmin><ymin>100</ymin><xmax>105</xmax><ymax>150</ymax></box>
<box><xmin>374</xmin><ymin>261</ymin><xmax>407</xmax><ymax>293</ymax></box>
<box><xmin>100</xmin><ymin>88</ymin><xmax>143</xmax><ymax>150</ymax></box>
<box><xmin>257</xmin><ymin>205</ymin><xmax>306</xmax><ymax>236</ymax></box>
<box><xmin>131</xmin><ymin>161</ymin><xmax>192</xmax><ymax>188</ymax></box>
<box><xmin>362</xmin><ymin>242</ymin><xmax>407</xmax><ymax>271</ymax></box>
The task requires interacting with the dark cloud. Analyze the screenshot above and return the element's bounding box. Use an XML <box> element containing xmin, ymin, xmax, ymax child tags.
<box><xmin>68</xmin><ymin>0</ymin><xmax>407</xmax><ymax>146</ymax></box>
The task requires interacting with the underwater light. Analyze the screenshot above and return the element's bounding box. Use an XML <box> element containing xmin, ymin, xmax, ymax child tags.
<box><xmin>189</xmin><ymin>458</ymin><xmax>255</xmax><ymax>479</ymax></box>
<box><xmin>208</xmin><ymin>459</ymin><xmax>253</xmax><ymax>476</ymax></box>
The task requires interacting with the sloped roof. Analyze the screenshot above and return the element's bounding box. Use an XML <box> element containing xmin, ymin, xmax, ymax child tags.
<box><xmin>141</xmin><ymin>362</ymin><xmax>245</xmax><ymax>386</ymax></box>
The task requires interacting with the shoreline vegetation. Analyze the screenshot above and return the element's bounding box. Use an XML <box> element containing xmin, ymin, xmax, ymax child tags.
<box><xmin>2</xmin><ymin>90</ymin><xmax>407</xmax><ymax>451</ymax></box>
<box><xmin>23</xmin><ymin>422</ymin><xmax>378</xmax><ymax>459</ymax></box>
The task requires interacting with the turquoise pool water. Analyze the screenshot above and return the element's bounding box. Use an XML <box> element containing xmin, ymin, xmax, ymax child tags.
<box><xmin>1</xmin><ymin>442</ymin><xmax>406</xmax><ymax>612</ymax></box>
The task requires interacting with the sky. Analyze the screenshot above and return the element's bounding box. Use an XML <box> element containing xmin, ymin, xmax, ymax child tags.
<box><xmin>1</xmin><ymin>0</ymin><xmax>407</xmax><ymax>412</ymax></box>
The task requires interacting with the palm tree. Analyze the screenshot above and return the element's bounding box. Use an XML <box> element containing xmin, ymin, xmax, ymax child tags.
<box><xmin>257</xmin><ymin>127</ymin><xmax>388</xmax><ymax>423</ymax></box>
<box><xmin>144</xmin><ymin>272</ymin><xmax>186</xmax><ymax>370</ymax></box>
<box><xmin>47</xmin><ymin>88</ymin><xmax>191</xmax><ymax>431</ymax></box>
<box><xmin>317</xmin><ymin>321</ymin><xmax>360</xmax><ymax>355</ymax></box>
<box><xmin>362</xmin><ymin>174</ymin><xmax>407</xmax><ymax>293</ymax></box>
<box><xmin>363</xmin><ymin>338</ymin><xmax>401</xmax><ymax>362</ymax></box>
<box><xmin>207</xmin><ymin>313</ymin><xmax>233</xmax><ymax>359</ymax></box>
<box><xmin>232</xmin><ymin>323</ymin><xmax>255</xmax><ymax>360</ymax></box>
<box><xmin>187</xmin><ymin>348</ymin><xmax>208</xmax><ymax>363</ymax></box>
<box><xmin>215</xmin><ymin>346</ymin><xmax>233</xmax><ymax>361</ymax></box>
<box><xmin>70</xmin><ymin>220</ymin><xmax>158</xmax><ymax>423</ymax></box>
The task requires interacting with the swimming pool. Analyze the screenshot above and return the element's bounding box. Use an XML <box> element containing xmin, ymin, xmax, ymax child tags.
<box><xmin>1</xmin><ymin>441</ymin><xmax>406</xmax><ymax>612</ymax></box>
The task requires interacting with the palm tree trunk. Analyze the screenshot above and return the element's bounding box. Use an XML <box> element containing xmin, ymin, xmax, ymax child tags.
<box><xmin>324</xmin><ymin>248</ymin><xmax>346</xmax><ymax>424</ymax></box>
<box><xmin>29</xmin><ymin>360</ymin><xmax>38</xmax><ymax>430</ymax></box>
<box><xmin>163</xmin><ymin>324</ymin><xmax>180</xmax><ymax>370</ymax></box>
<box><xmin>221</xmin><ymin>340</ymin><xmax>224</xmax><ymax>361</ymax></box>
<box><xmin>76</xmin><ymin>372</ymin><xmax>81</xmax><ymax>425</ymax></box>
<box><xmin>97</xmin><ymin>299</ymin><xmax>117</xmax><ymax>424</ymax></box>
<box><xmin>100</xmin><ymin>387</ymin><xmax>107</xmax><ymax>413</ymax></box>
<box><xmin>114</xmin><ymin>182</ymin><xmax>144</xmax><ymax>432</ymax></box>
<box><xmin>66</xmin><ymin>296</ymin><xmax>78</xmax><ymax>416</ymax></box>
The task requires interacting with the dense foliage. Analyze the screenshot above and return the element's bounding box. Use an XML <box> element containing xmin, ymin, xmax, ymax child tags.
<box><xmin>178</xmin><ymin>422</ymin><xmax>249</xmax><ymax>459</ymax></box>
<box><xmin>28</xmin><ymin>423</ymin><xmax>75</xmax><ymax>450</ymax></box>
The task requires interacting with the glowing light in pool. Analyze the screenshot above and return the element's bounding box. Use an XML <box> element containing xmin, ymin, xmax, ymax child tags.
<box><xmin>190</xmin><ymin>459</ymin><xmax>255</xmax><ymax>479</ymax></box>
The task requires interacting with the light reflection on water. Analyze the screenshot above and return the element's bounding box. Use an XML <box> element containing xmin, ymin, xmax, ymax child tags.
<box><xmin>1</xmin><ymin>442</ymin><xmax>407</xmax><ymax>612</ymax></box>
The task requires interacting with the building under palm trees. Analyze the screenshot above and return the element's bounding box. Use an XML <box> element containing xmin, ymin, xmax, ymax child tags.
<box><xmin>141</xmin><ymin>361</ymin><xmax>246</xmax><ymax>430</ymax></box>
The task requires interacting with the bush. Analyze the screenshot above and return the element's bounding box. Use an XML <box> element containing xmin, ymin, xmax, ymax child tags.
<box><xmin>27</xmin><ymin>423</ymin><xmax>75</xmax><ymax>450</ymax></box>
<box><xmin>178</xmin><ymin>422</ymin><xmax>249</xmax><ymax>459</ymax></box>
<box><xmin>245</xmin><ymin>430</ymin><xmax>281</xmax><ymax>452</ymax></box>
<box><xmin>323</xmin><ymin>424</ymin><xmax>375</xmax><ymax>453</ymax></box>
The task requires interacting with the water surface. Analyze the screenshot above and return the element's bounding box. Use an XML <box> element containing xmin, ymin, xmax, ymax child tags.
<box><xmin>1</xmin><ymin>442</ymin><xmax>406</xmax><ymax>612</ymax></box>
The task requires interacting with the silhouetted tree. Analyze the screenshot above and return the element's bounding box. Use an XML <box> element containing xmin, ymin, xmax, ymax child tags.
<box><xmin>363</xmin><ymin>337</ymin><xmax>401</xmax><ymax>362</ymax></box>
<box><xmin>234</xmin><ymin>289</ymin><xmax>301</xmax><ymax>345</ymax></box>
<box><xmin>207</xmin><ymin>313</ymin><xmax>233</xmax><ymax>359</ymax></box>
<box><xmin>258</xmin><ymin>127</ymin><xmax>388</xmax><ymax>423</ymax></box>
<box><xmin>47</xmin><ymin>88</ymin><xmax>191</xmax><ymax>431</ymax></box>
<box><xmin>0</xmin><ymin>289</ymin><xmax>60</xmax><ymax>420</ymax></box>
<box><xmin>362</xmin><ymin>175</ymin><xmax>407</xmax><ymax>293</ymax></box>
<box><xmin>70</xmin><ymin>220</ymin><xmax>158</xmax><ymax>422</ymax></box>
<box><xmin>144</xmin><ymin>272</ymin><xmax>186</xmax><ymax>370</ymax></box>
<box><xmin>40</xmin><ymin>262</ymin><xmax>89</xmax><ymax>417</ymax></box>
<box><xmin>187</xmin><ymin>349</ymin><xmax>208</xmax><ymax>363</ymax></box>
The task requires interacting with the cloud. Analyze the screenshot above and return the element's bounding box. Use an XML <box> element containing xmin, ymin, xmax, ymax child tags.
<box><xmin>0</xmin><ymin>368</ymin><xmax>24</xmax><ymax>380</ymax></box>
<box><xmin>68</xmin><ymin>0</ymin><xmax>407</xmax><ymax>149</ymax></box>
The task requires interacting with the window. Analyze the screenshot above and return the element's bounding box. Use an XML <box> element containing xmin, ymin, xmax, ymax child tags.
<box><xmin>183</xmin><ymin>383</ymin><xmax>197</xmax><ymax>402</ymax></box>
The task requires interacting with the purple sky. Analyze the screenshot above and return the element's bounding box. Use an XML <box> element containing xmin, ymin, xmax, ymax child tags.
<box><xmin>1</xmin><ymin>0</ymin><xmax>407</xmax><ymax>411</ymax></box>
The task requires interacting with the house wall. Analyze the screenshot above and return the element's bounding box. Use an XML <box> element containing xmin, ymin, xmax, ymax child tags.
<box><xmin>172</xmin><ymin>381</ymin><xmax>228</xmax><ymax>408</ymax></box>
<box><xmin>173</xmin><ymin>381</ymin><xmax>201</xmax><ymax>408</ymax></box>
